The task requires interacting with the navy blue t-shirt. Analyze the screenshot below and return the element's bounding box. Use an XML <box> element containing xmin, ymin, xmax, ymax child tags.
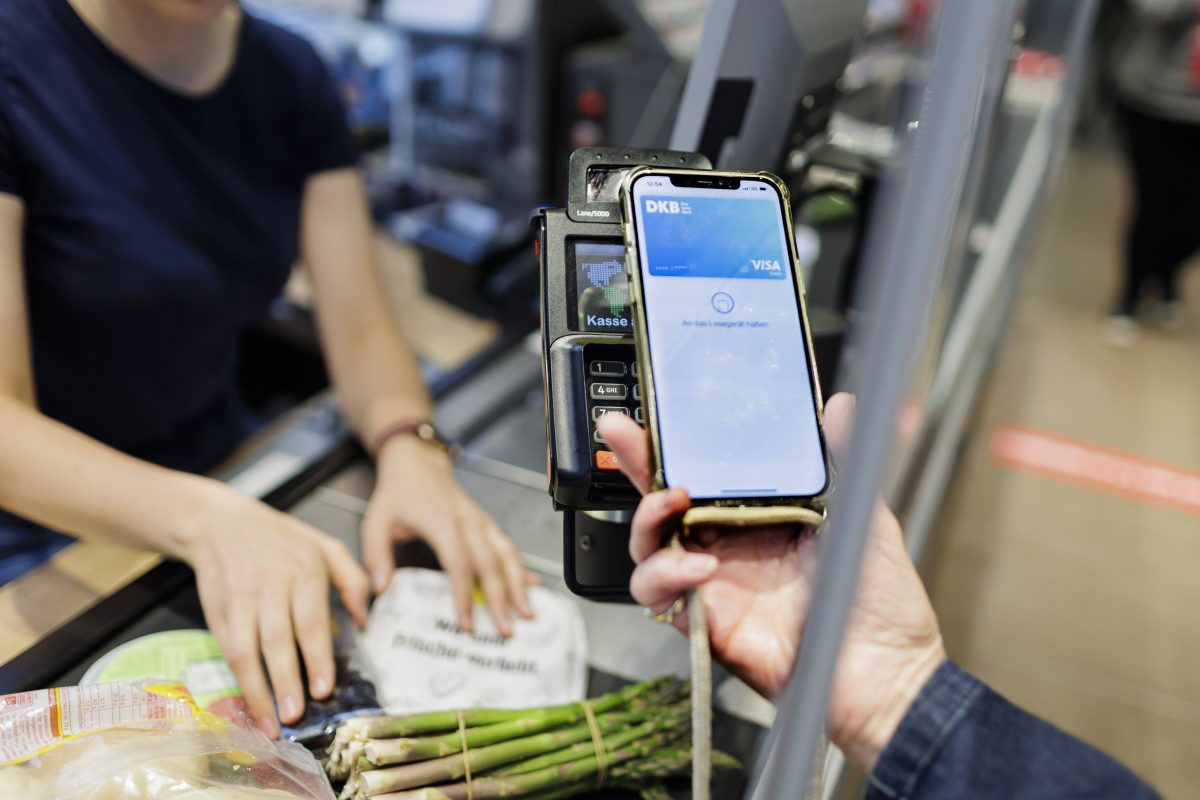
<box><xmin>0</xmin><ymin>0</ymin><xmax>357</xmax><ymax>576</ymax></box>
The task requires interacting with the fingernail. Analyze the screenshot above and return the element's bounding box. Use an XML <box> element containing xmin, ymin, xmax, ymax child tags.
<box><xmin>281</xmin><ymin>696</ymin><xmax>302</xmax><ymax>723</ymax></box>
<box><xmin>372</xmin><ymin>570</ymin><xmax>390</xmax><ymax>594</ymax></box>
<box><xmin>681</xmin><ymin>554</ymin><xmax>718</xmax><ymax>579</ymax></box>
<box><xmin>311</xmin><ymin>675</ymin><xmax>332</xmax><ymax>698</ymax></box>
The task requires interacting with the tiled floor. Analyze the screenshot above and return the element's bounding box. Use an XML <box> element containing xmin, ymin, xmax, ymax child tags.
<box><xmin>924</xmin><ymin>137</ymin><xmax>1200</xmax><ymax>798</ymax></box>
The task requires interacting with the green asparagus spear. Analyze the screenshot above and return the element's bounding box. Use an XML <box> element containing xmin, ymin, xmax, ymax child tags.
<box><xmin>636</xmin><ymin>786</ymin><xmax>675</xmax><ymax>800</ymax></box>
<box><xmin>510</xmin><ymin>749</ymin><xmax>734</xmax><ymax>800</ymax></box>
<box><xmin>354</xmin><ymin>709</ymin><xmax>526</xmax><ymax>739</ymax></box>
<box><xmin>352</xmin><ymin>677</ymin><xmax>676</xmax><ymax>743</ymax></box>
<box><xmin>610</xmin><ymin>746</ymin><xmax>741</xmax><ymax>782</ymax></box>
<box><xmin>515</xmin><ymin>783</ymin><xmax>594</xmax><ymax>800</ymax></box>
<box><xmin>492</xmin><ymin>705</ymin><xmax>689</xmax><ymax>777</ymax></box>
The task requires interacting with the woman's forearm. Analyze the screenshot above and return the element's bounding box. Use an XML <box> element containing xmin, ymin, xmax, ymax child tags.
<box><xmin>0</xmin><ymin>395</ymin><xmax>215</xmax><ymax>558</ymax></box>
<box><xmin>330</xmin><ymin>320</ymin><xmax>433</xmax><ymax>449</ymax></box>
<box><xmin>301</xmin><ymin>168</ymin><xmax>433</xmax><ymax>449</ymax></box>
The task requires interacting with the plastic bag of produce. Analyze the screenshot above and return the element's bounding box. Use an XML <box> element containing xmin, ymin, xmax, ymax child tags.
<box><xmin>0</xmin><ymin>682</ymin><xmax>335</xmax><ymax>799</ymax></box>
<box><xmin>357</xmin><ymin>568</ymin><xmax>587</xmax><ymax>714</ymax></box>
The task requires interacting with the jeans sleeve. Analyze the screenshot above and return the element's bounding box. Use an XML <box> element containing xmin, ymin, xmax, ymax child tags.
<box><xmin>864</xmin><ymin>660</ymin><xmax>1160</xmax><ymax>800</ymax></box>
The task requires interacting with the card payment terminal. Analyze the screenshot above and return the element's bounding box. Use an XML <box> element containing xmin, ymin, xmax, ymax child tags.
<box><xmin>537</xmin><ymin>147</ymin><xmax>712</xmax><ymax>598</ymax></box>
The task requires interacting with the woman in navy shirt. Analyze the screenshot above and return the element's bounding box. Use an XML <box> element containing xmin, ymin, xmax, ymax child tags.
<box><xmin>0</xmin><ymin>0</ymin><xmax>530</xmax><ymax>736</ymax></box>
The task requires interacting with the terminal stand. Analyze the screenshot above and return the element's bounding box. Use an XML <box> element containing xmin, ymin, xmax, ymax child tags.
<box><xmin>563</xmin><ymin>509</ymin><xmax>635</xmax><ymax>601</ymax></box>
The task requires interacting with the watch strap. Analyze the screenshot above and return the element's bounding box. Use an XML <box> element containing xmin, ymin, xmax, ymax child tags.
<box><xmin>369</xmin><ymin>420</ymin><xmax>451</xmax><ymax>459</ymax></box>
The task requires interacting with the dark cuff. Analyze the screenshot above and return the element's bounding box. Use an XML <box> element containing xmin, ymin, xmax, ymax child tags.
<box><xmin>867</xmin><ymin>659</ymin><xmax>983</xmax><ymax>799</ymax></box>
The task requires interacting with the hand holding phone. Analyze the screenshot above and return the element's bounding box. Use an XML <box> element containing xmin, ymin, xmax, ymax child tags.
<box><xmin>597</xmin><ymin>394</ymin><xmax>946</xmax><ymax>775</ymax></box>
<box><xmin>622</xmin><ymin>168</ymin><xmax>830</xmax><ymax>505</ymax></box>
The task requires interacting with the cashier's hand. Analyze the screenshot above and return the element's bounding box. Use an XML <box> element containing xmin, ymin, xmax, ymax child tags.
<box><xmin>362</xmin><ymin>438</ymin><xmax>533</xmax><ymax>637</ymax></box>
<box><xmin>179</xmin><ymin>482</ymin><xmax>371</xmax><ymax>739</ymax></box>
<box><xmin>597</xmin><ymin>393</ymin><xmax>946</xmax><ymax>774</ymax></box>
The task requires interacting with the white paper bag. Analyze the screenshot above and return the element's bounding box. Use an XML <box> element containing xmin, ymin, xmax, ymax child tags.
<box><xmin>357</xmin><ymin>568</ymin><xmax>587</xmax><ymax>713</ymax></box>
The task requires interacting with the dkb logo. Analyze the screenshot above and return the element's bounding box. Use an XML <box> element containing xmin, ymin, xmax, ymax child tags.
<box><xmin>644</xmin><ymin>199</ymin><xmax>691</xmax><ymax>214</ymax></box>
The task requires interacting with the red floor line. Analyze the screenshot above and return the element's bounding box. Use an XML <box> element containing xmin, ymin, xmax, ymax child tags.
<box><xmin>989</xmin><ymin>425</ymin><xmax>1200</xmax><ymax>517</ymax></box>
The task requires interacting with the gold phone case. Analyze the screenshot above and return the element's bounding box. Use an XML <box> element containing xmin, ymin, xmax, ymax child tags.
<box><xmin>619</xmin><ymin>166</ymin><xmax>831</xmax><ymax>510</ymax></box>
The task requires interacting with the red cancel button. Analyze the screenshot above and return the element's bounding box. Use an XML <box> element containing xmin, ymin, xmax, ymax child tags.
<box><xmin>595</xmin><ymin>450</ymin><xmax>622</xmax><ymax>471</ymax></box>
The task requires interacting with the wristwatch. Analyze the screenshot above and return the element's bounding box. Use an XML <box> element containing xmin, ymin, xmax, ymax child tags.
<box><xmin>369</xmin><ymin>420</ymin><xmax>454</xmax><ymax>460</ymax></box>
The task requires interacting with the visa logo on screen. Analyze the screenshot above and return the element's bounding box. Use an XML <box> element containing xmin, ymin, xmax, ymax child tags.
<box><xmin>751</xmin><ymin>259</ymin><xmax>783</xmax><ymax>272</ymax></box>
<box><xmin>644</xmin><ymin>199</ymin><xmax>692</xmax><ymax>214</ymax></box>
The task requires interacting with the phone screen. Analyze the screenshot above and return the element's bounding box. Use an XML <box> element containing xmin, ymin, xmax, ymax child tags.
<box><xmin>630</xmin><ymin>173</ymin><xmax>828</xmax><ymax>500</ymax></box>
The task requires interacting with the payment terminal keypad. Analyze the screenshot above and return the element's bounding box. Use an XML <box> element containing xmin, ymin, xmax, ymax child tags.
<box><xmin>584</xmin><ymin>344</ymin><xmax>643</xmax><ymax>475</ymax></box>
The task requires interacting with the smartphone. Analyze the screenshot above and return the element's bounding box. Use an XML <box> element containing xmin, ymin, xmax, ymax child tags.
<box><xmin>622</xmin><ymin>168</ymin><xmax>830</xmax><ymax>504</ymax></box>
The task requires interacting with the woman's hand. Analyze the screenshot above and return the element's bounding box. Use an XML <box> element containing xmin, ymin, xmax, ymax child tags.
<box><xmin>178</xmin><ymin>480</ymin><xmax>370</xmax><ymax>738</ymax></box>
<box><xmin>361</xmin><ymin>438</ymin><xmax>532</xmax><ymax>636</ymax></box>
<box><xmin>297</xmin><ymin>169</ymin><xmax>531</xmax><ymax>636</ymax></box>
<box><xmin>597</xmin><ymin>393</ymin><xmax>946</xmax><ymax>773</ymax></box>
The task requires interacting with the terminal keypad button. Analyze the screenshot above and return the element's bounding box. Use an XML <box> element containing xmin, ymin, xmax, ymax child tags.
<box><xmin>632</xmin><ymin>384</ymin><xmax>641</xmax><ymax>402</ymax></box>
<box><xmin>592</xmin><ymin>406</ymin><xmax>629</xmax><ymax>421</ymax></box>
<box><xmin>595</xmin><ymin>450</ymin><xmax>622</xmax><ymax>471</ymax></box>
<box><xmin>589</xmin><ymin>383</ymin><xmax>628</xmax><ymax>401</ymax></box>
<box><xmin>630</xmin><ymin>362</ymin><xmax>639</xmax><ymax>378</ymax></box>
<box><xmin>633</xmin><ymin>407</ymin><xmax>645</xmax><ymax>424</ymax></box>
<box><xmin>589</xmin><ymin>360</ymin><xmax>627</xmax><ymax>378</ymax></box>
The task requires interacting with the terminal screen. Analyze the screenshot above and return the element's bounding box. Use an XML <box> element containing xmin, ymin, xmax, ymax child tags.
<box><xmin>573</xmin><ymin>241</ymin><xmax>632</xmax><ymax>333</ymax></box>
<box><xmin>630</xmin><ymin>174</ymin><xmax>828</xmax><ymax>499</ymax></box>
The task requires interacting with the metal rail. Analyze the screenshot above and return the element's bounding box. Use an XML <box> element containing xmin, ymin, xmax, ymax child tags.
<box><xmin>749</xmin><ymin>0</ymin><xmax>1022</xmax><ymax>795</ymax></box>
<box><xmin>903</xmin><ymin>0</ymin><xmax>1100</xmax><ymax>566</ymax></box>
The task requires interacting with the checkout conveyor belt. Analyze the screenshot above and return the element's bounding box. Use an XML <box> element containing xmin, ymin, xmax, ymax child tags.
<box><xmin>30</xmin><ymin>333</ymin><xmax>771</xmax><ymax>798</ymax></box>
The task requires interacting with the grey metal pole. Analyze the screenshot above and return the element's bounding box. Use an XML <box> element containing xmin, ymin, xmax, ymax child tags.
<box><xmin>669</xmin><ymin>0</ymin><xmax>867</xmax><ymax>169</ymax></box>
<box><xmin>1049</xmin><ymin>1</ymin><xmax>1102</xmax><ymax>167</ymax></box>
<box><xmin>748</xmin><ymin>0</ymin><xmax>1021</xmax><ymax>796</ymax></box>
<box><xmin>668</xmin><ymin>0</ymin><xmax>738</xmax><ymax>154</ymax></box>
<box><xmin>903</xmin><ymin>0</ymin><xmax>1099</xmax><ymax>562</ymax></box>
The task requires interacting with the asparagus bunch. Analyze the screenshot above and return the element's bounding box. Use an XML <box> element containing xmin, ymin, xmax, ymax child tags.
<box><xmin>327</xmin><ymin>677</ymin><xmax>737</xmax><ymax>800</ymax></box>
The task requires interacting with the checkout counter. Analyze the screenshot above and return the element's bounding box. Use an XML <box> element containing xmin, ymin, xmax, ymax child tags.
<box><xmin>0</xmin><ymin>325</ymin><xmax>768</xmax><ymax>798</ymax></box>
